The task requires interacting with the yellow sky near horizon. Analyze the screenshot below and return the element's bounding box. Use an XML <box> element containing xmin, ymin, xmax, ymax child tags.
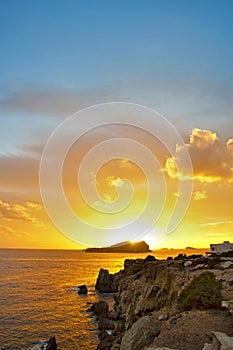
<box><xmin>1</xmin><ymin>127</ymin><xmax>233</xmax><ymax>250</ymax></box>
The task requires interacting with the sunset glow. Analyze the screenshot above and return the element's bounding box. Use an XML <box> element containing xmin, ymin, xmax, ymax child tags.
<box><xmin>1</xmin><ymin>1</ymin><xmax>233</xmax><ymax>250</ymax></box>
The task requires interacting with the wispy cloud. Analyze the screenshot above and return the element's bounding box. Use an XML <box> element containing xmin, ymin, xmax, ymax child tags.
<box><xmin>199</xmin><ymin>221</ymin><xmax>233</xmax><ymax>227</ymax></box>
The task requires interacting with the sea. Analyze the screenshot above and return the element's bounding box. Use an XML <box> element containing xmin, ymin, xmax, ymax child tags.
<box><xmin>0</xmin><ymin>248</ymin><xmax>207</xmax><ymax>350</ymax></box>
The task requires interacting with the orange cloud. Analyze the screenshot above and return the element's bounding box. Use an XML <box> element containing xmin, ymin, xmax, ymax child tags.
<box><xmin>165</xmin><ymin>128</ymin><xmax>233</xmax><ymax>183</ymax></box>
<box><xmin>193</xmin><ymin>190</ymin><xmax>207</xmax><ymax>201</ymax></box>
<box><xmin>0</xmin><ymin>200</ymin><xmax>44</xmax><ymax>226</ymax></box>
<box><xmin>0</xmin><ymin>225</ymin><xmax>14</xmax><ymax>236</ymax></box>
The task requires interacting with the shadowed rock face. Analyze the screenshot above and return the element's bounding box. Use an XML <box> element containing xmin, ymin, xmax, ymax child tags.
<box><xmin>44</xmin><ymin>336</ymin><xmax>57</xmax><ymax>350</ymax></box>
<box><xmin>85</xmin><ymin>241</ymin><xmax>151</xmax><ymax>253</ymax></box>
<box><xmin>90</xmin><ymin>301</ymin><xmax>109</xmax><ymax>316</ymax></box>
<box><xmin>95</xmin><ymin>269</ymin><xmax>117</xmax><ymax>293</ymax></box>
<box><xmin>120</xmin><ymin>314</ymin><xmax>160</xmax><ymax>350</ymax></box>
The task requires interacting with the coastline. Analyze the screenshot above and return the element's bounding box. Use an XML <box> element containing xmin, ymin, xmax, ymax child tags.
<box><xmin>90</xmin><ymin>252</ymin><xmax>233</xmax><ymax>350</ymax></box>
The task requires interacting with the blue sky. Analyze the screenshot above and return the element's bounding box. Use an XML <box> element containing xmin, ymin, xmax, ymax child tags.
<box><xmin>1</xmin><ymin>0</ymin><xmax>233</xmax><ymax>89</ymax></box>
<box><xmin>0</xmin><ymin>1</ymin><xmax>233</xmax><ymax>249</ymax></box>
<box><xmin>0</xmin><ymin>0</ymin><xmax>233</xmax><ymax>153</ymax></box>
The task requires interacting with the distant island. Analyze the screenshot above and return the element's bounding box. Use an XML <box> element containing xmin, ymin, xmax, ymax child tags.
<box><xmin>85</xmin><ymin>240</ymin><xmax>151</xmax><ymax>253</ymax></box>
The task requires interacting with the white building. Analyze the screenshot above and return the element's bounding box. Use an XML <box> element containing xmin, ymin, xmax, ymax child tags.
<box><xmin>209</xmin><ymin>241</ymin><xmax>233</xmax><ymax>254</ymax></box>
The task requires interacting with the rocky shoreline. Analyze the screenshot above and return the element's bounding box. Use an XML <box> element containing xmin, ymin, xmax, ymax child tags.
<box><xmin>89</xmin><ymin>253</ymin><xmax>233</xmax><ymax>350</ymax></box>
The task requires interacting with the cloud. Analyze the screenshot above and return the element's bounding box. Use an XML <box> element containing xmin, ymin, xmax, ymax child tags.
<box><xmin>193</xmin><ymin>190</ymin><xmax>207</xmax><ymax>201</ymax></box>
<box><xmin>0</xmin><ymin>200</ymin><xmax>44</xmax><ymax>226</ymax></box>
<box><xmin>26</xmin><ymin>202</ymin><xmax>42</xmax><ymax>210</ymax></box>
<box><xmin>199</xmin><ymin>221</ymin><xmax>233</xmax><ymax>227</ymax></box>
<box><xmin>0</xmin><ymin>225</ymin><xmax>14</xmax><ymax>236</ymax></box>
<box><xmin>165</xmin><ymin>128</ymin><xmax>233</xmax><ymax>183</ymax></box>
<box><xmin>106</xmin><ymin>176</ymin><xmax>128</xmax><ymax>188</ymax></box>
<box><xmin>0</xmin><ymin>89</ymin><xmax>87</xmax><ymax>116</ymax></box>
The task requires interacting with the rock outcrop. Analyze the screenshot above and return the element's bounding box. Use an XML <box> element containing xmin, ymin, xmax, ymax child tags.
<box><xmin>96</xmin><ymin>269</ymin><xmax>118</xmax><ymax>293</ymax></box>
<box><xmin>43</xmin><ymin>336</ymin><xmax>57</xmax><ymax>350</ymax></box>
<box><xmin>203</xmin><ymin>331</ymin><xmax>233</xmax><ymax>350</ymax></box>
<box><xmin>94</xmin><ymin>253</ymin><xmax>233</xmax><ymax>350</ymax></box>
<box><xmin>120</xmin><ymin>314</ymin><xmax>160</xmax><ymax>350</ymax></box>
<box><xmin>89</xmin><ymin>301</ymin><xmax>109</xmax><ymax>316</ymax></box>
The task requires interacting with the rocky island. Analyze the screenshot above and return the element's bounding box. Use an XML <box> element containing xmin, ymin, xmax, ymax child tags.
<box><xmin>85</xmin><ymin>240</ymin><xmax>151</xmax><ymax>253</ymax></box>
<box><xmin>90</xmin><ymin>252</ymin><xmax>233</xmax><ymax>350</ymax></box>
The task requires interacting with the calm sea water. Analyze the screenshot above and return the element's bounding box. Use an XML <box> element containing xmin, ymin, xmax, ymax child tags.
<box><xmin>0</xmin><ymin>248</ymin><xmax>207</xmax><ymax>350</ymax></box>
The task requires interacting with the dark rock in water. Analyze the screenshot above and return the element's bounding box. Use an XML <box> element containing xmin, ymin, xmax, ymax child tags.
<box><xmin>95</xmin><ymin>269</ymin><xmax>116</xmax><ymax>293</ymax></box>
<box><xmin>78</xmin><ymin>284</ymin><xmax>88</xmax><ymax>294</ymax></box>
<box><xmin>43</xmin><ymin>336</ymin><xmax>57</xmax><ymax>350</ymax></box>
<box><xmin>90</xmin><ymin>301</ymin><xmax>109</xmax><ymax>316</ymax></box>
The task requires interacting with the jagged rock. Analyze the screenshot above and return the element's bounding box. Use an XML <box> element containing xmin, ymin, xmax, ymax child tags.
<box><xmin>90</xmin><ymin>301</ymin><xmax>109</xmax><ymax>315</ymax></box>
<box><xmin>124</xmin><ymin>259</ymin><xmax>145</xmax><ymax>276</ymax></box>
<box><xmin>202</xmin><ymin>344</ymin><xmax>213</xmax><ymax>350</ymax></box>
<box><xmin>108</xmin><ymin>307</ymin><xmax>120</xmax><ymax>320</ymax></box>
<box><xmin>95</xmin><ymin>253</ymin><xmax>233</xmax><ymax>350</ymax></box>
<box><xmin>95</xmin><ymin>269</ymin><xmax>116</xmax><ymax>293</ymax></box>
<box><xmin>120</xmin><ymin>314</ymin><xmax>160</xmax><ymax>350</ymax></box>
<box><xmin>157</xmin><ymin>313</ymin><xmax>168</xmax><ymax>321</ymax></box>
<box><xmin>184</xmin><ymin>260</ymin><xmax>193</xmax><ymax>267</ymax></box>
<box><xmin>77</xmin><ymin>284</ymin><xmax>88</xmax><ymax>294</ymax></box>
<box><xmin>145</xmin><ymin>285</ymin><xmax>160</xmax><ymax>298</ymax></box>
<box><xmin>222</xmin><ymin>300</ymin><xmax>233</xmax><ymax>314</ymax></box>
<box><xmin>212</xmin><ymin>331</ymin><xmax>233</xmax><ymax>349</ymax></box>
<box><xmin>134</xmin><ymin>295</ymin><xmax>157</xmax><ymax>316</ymax></box>
<box><xmin>125</xmin><ymin>303</ymin><xmax>136</xmax><ymax>330</ymax></box>
<box><xmin>97</xmin><ymin>333</ymin><xmax>114</xmax><ymax>350</ymax></box>
<box><xmin>219</xmin><ymin>261</ymin><xmax>233</xmax><ymax>269</ymax></box>
<box><xmin>44</xmin><ymin>336</ymin><xmax>57</xmax><ymax>350</ymax></box>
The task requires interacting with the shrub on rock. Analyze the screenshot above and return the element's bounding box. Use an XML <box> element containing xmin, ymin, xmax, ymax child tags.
<box><xmin>179</xmin><ymin>271</ymin><xmax>222</xmax><ymax>311</ymax></box>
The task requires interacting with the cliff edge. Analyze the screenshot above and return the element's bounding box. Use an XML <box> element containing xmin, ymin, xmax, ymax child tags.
<box><xmin>92</xmin><ymin>253</ymin><xmax>233</xmax><ymax>350</ymax></box>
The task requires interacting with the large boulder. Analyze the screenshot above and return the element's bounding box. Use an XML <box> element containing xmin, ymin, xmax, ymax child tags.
<box><xmin>96</xmin><ymin>269</ymin><xmax>116</xmax><ymax>293</ymax></box>
<box><xmin>90</xmin><ymin>301</ymin><xmax>109</xmax><ymax>316</ymax></box>
<box><xmin>120</xmin><ymin>314</ymin><xmax>160</xmax><ymax>350</ymax></box>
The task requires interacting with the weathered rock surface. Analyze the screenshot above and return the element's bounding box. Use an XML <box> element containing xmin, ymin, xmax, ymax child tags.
<box><xmin>120</xmin><ymin>314</ymin><xmax>160</xmax><ymax>350</ymax></box>
<box><xmin>152</xmin><ymin>310</ymin><xmax>233</xmax><ymax>350</ymax></box>
<box><xmin>94</xmin><ymin>253</ymin><xmax>233</xmax><ymax>350</ymax></box>
<box><xmin>90</xmin><ymin>301</ymin><xmax>109</xmax><ymax>316</ymax></box>
<box><xmin>95</xmin><ymin>269</ymin><xmax>118</xmax><ymax>293</ymax></box>
<box><xmin>203</xmin><ymin>331</ymin><xmax>233</xmax><ymax>350</ymax></box>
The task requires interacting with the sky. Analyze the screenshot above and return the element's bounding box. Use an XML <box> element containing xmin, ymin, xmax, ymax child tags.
<box><xmin>0</xmin><ymin>0</ymin><xmax>233</xmax><ymax>249</ymax></box>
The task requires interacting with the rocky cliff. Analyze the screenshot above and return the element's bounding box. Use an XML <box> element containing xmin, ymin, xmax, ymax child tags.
<box><xmin>92</xmin><ymin>254</ymin><xmax>233</xmax><ymax>350</ymax></box>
